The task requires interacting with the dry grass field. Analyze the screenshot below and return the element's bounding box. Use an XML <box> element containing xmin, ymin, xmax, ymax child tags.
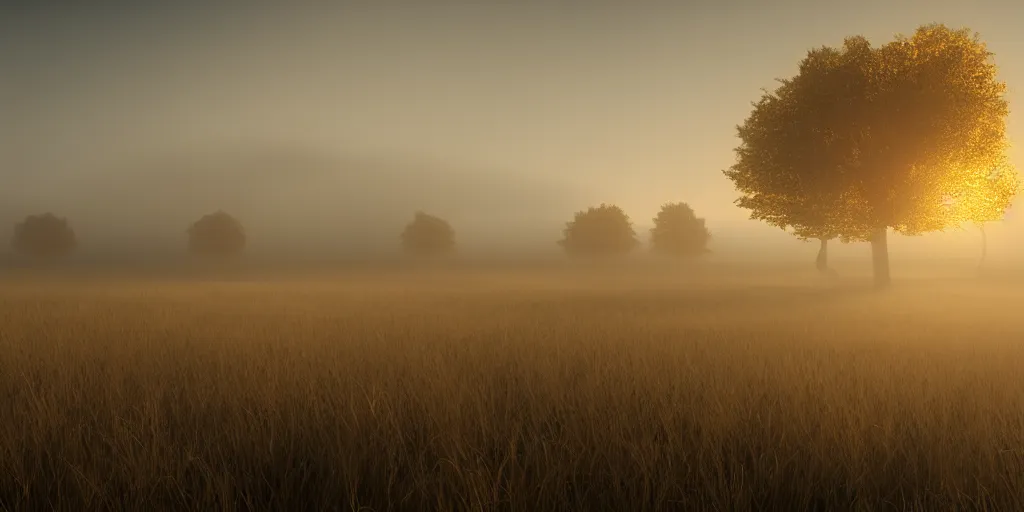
<box><xmin>2</xmin><ymin>265</ymin><xmax>1024</xmax><ymax>511</ymax></box>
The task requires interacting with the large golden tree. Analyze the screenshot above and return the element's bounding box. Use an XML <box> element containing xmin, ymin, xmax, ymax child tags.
<box><xmin>726</xmin><ymin>25</ymin><xmax>1017</xmax><ymax>287</ymax></box>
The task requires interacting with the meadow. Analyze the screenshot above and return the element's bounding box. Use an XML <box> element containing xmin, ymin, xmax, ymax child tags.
<box><xmin>2</xmin><ymin>262</ymin><xmax>1023</xmax><ymax>511</ymax></box>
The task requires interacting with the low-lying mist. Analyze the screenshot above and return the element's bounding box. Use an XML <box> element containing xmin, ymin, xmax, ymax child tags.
<box><xmin>1</xmin><ymin>143</ymin><xmax>594</xmax><ymax>261</ymax></box>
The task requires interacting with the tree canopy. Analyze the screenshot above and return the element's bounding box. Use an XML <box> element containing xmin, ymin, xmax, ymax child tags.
<box><xmin>12</xmin><ymin>213</ymin><xmax>77</xmax><ymax>260</ymax></box>
<box><xmin>188</xmin><ymin>211</ymin><xmax>246</xmax><ymax>257</ymax></box>
<box><xmin>725</xmin><ymin>24</ymin><xmax>1018</xmax><ymax>287</ymax></box>
<box><xmin>944</xmin><ymin>157</ymin><xmax>1019</xmax><ymax>227</ymax></box>
<box><xmin>649</xmin><ymin>202</ymin><xmax>711</xmax><ymax>257</ymax></box>
<box><xmin>401</xmin><ymin>211</ymin><xmax>455</xmax><ymax>256</ymax></box>
<box><xmin>725</xmin><ymin>38</ymin><xmax>873</xmax><ymax>244</ymax></box>
<box><xmin>559</xmin><ymin>204</ymin><xmax>638</xmax><ymax>257</ymax></box>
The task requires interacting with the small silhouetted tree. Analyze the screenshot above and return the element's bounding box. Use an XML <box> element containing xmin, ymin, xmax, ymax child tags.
<box><xmin>559</xmin><ymin>204</ymin><xmax>638</xmax><ymax>257</ymax></box>
<box><xmin>188</xmin><ymin>211</ymin><xmax>246</xmax><ymax>257</ymax></box>
<box><xmin>401</xmin><ymin>211</ymin><xmax>455</xmax><ymax>256</ymax></box>
<box><xmin>12</xmin><ymin>213</ymin><xmax>77</xmax><ymax>260</ymax></box>
<box><xmin>650</xmin><ymin>202</ymin><xmax>711</xmax><ymax>258</ymax></box>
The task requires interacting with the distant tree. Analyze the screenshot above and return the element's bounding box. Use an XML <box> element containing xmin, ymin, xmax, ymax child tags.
<box><xmin>726</xmin><ymin>25</ymin><xmax>1017</xmax><ymax>288</ymax></box>
<box><xmin>401</xmin><ymin>211</ymin><xmax>455</xmax><ymax>256</ymax></box>
<box><xmin>944</xmin><ymin>158</ymin><xmax>1019</xmax><ymax>269</ymax></box>
<box><xmin>12</xmin><ymin>213</ymin><xmax>77</xmax><ymax>260</ymax></box>
<box><xmin>188</xmin><ymin>210</ymin><xmax>246</xmax><ymax>257</ymax></box>
<box><xmin>559</xmin><ymin>204</ymin><xmax>638</xmax><ymax>257</ymax></box>
<box><xmin>649</xmin><ymin>202</ymin><xmax>711</xmax><ymax>257</ymax></box>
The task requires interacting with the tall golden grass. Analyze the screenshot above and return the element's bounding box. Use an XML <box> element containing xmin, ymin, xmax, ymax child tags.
<box><xmin>1</xmin><ymin>269</ymin><xmax>1023</xmax><ymax>510</ymax></box>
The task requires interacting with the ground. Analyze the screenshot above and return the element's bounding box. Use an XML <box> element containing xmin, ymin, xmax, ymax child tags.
<box><xmin>1</xmin><ymin>263</ymin><xmax>1022</xmax><ymax>511</ymax></box>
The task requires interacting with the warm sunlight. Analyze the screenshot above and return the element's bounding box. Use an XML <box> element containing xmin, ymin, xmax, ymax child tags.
<box><xmin>4</xmin><ymin>2</ymin><xmax>1024</xmax><ymax>510</ymax></box>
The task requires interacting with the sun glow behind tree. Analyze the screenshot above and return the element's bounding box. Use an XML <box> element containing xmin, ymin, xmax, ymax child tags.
<box><xmin>726</xmin><ymin>24</ymin><xmax>1019</xmax><ymax>287</ymax></box>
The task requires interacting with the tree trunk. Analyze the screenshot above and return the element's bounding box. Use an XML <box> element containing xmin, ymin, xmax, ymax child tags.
<box><xmin>978</xmin><ymin>223</ymin><xmax>988</xmax><ymax>270</ymax></box>
<box><xmin>870</xmin><ymin>228</ymin><xmax>890</xmax><ymax>289</ymax></box>
<box><xmin>815</xmin><ymin>238</ymin><xmax>828</xmax><ymax>272</ymax></box>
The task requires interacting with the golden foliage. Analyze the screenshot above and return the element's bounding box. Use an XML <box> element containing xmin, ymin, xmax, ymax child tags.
<box><xmin>726</xmin><ymin>24</ymin><xmax>1018</xmax><ymax>241</ymax></box>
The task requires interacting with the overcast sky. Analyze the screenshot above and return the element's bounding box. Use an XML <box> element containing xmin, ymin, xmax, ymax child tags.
<box><xmin>4</xmin><ymin>0</ymin><xmax>1024</xmax><ymax>258</ymax></box>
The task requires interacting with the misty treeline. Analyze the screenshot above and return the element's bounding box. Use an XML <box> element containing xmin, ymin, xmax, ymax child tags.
<box><xmin>8</xmin><ymin>24</ymin><xmax>1020</xmax><ymax>285</ymax></box>
<box><xmin>8</xmin><ymin>202</ymin><xmax>711</xmax><ymax>262</ymax></box>
<box><xmin>725</xmin><ymin>24</ymin><xmax>1020</xmax><ymax>288</ymax></box>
